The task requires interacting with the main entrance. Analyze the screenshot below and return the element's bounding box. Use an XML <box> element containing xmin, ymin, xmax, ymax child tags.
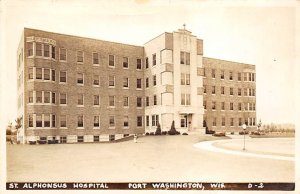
<box><xmin>180</xmin><ymin>114</ymin><xmax>192</xmax><ymax>131</ymax></box>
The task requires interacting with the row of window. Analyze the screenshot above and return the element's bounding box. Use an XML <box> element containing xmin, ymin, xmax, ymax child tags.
<box><xmin>28</xmin><ymin>67</ymin><xmax>157</xmax><ymax>88</ymax></box>
<box><xmin>38</xmin><ymin>135</ymin><xmax>123</xmax><ymax>143</ymax></box>
<box><xmin>28</xmin><ymin>91</ymin><xmax>148</xmax><ymax>107</ymax></box>
<box><xmin>204</xmin><ymin>85</ymin><xmax>256</xmax><ymax>96</ymax></box>
<box><xmin>27</xmin><ymin>42</ymin><xmax>145</xmax><ymax>69</ymax></box>
<box><xmin>204</xmin><ymin>101</ymin><xmax>256</xmax><ymax>111</ymax></box>
<box><xmin>205</xmin><ymin>117</ymin><xmax>256</xmax><ymax>127</ymax></box>
<box><xmin>28</xmin><ymin>114</ymin><xmax>143</xmax><ymax>128</ymax></box>
<box><xmin>204</xmin><ymin>69</ymin><xmax>255</xmax><ymax>82</ymax></box>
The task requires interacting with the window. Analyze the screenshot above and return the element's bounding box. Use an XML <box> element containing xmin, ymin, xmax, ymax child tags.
<box><xmin>123</xmin><ymin>77</ymin><xmax>129</xmax><ymax>88</ymax></box>
<box><xmin>77</xmin><ymin>73</ymin><xmax>84</xmax><ymax>85</ymax></box>
<box><xmin>253</xmin><ymin>103</ymin><xmax>256</xmax><ymax>111</ymax></box>
<box><xmin>238</xmin><ymin>88</ymin><xmax>242</xmax><ymax>96</ymax></box>
<box><xmin>230</xmin><ymin>88</ymin><xmax>233</xmax><ymax>95</ymax></box>
<box><xmin>239</xmin><ymin>118</ymin><xmax>242</xmax><ymax>126</ymax></box>
<box><xmin>244</xmin><ymin>88</ymin><xmax>248</xmax><ymax>96</ymax></box>
<box><xmin>109</xmin><ymin>116</ymin><xmax>115</xmax><ymax>127</ymax></box>
<box><xmin>212</xmin><ymin>101</ymin><xmax>216</xmax><ymax>110</ymax></box>
<box><xmin>94</xmin><ymin>95</ymin><xmax>100</xmax><ymax>106</ymax></box>
<box><xmin>145</xmin><ymin>77</ymin><xmax>149</xmax><ymax>88</ymax></box>
<box><xmin>36</xmin><ymin>91</ymin><xmax>42</xmax><ymax>103</ymax></box>
<box><xmin>212</xmin><ymin>117</ymin><xmax>216</xmax><ymax>126</ymax></box>
<box><xmin>36</xmin><ymin>42</ymin><xmax>42</xmax><ymax>56</ymax></box>
<box><xmin>203</xmin><ymin>85</ymin><xmax>206</xmax><ymax>93</ymax></box>
<box><xmin>146</xmin><ymin>115</ymin><xmax>149</xmax><ymax>126</ymax></box>
<box><xmin>109</xmin><ymin>96</ymin><xmax>115</xmax><ymax>107</ymax></box>
<box><xmin>52</xmin><ymin>115</ymin><xmax>56</xmax><ymax>127</ymax></box>
<box><xmin>152</xmin><ymin>115</ymin><xmax>159</xmax><ymax>126</ymax></box>
<box><xmin>222</xmin><ymin>117</ymin><xmax>225</xmax><ymax>126</ymax></box>
<box><xmin>28</xmin><ymin>114</ymin><xmax>33</xmax><ymax>127</ymax></box>
<box><xmin>221</xmin><ymin>86</ymin><xmax>225</xmax><ymax>95</ymax></box>
<box><xmin>77</xmin><ymin>94</ymin><xmax>84</xmax><ymax>105</ymax></box>
<box><xmin>243</xmin><ymin>73</ymin><xmax>247</xmax><ymax>81</ymax></box>
<box><xmin>252</xmin><ymin>73</ymin><xmax>255</xmax><ymax>82</ymax></box>
<box><xmin>51</xmin><ymin>46</ymin><xmax>56</xmax><ymax>59</ymax></box>
<box><xmin>94</xmin><ymin>116</ymin><xmax>100</xmax><ymax>127</ymax></box>
<box><xmin>29</xmin><ymin>68</ymin><xmax>34</xmax><ymax>80</ymax></box>
<box><xmin>152</xmin><ymin>54</ymin><xmax>156</xmax><ymax>66</ymax></box>
<box><xmin>60</xmin><ymin>93</ymin><xmax>67</xmax><ymax>105</ymax></box>
<box><xmin>108</xmin><ymin>76</ymin><xmax>115</xmax><ymax>87</ymax></box>
<box><xmin>94</xmin><ymin>136</ymin><xmax>99</xmax><ymax>142</ymax></box>
<box><xmin>137</xmin><ymin>59</ymin><xmax>142</xmax><ymax>69</ymax></box>
<box><xmin>238</xmin><ymin>72</ymin><xmax>242</xmax><ymax>81</ymax></box>
<box><xmin>249</xmin><ymin>88</ymin><xmax>252</xmax><ymax>96</ymax></box>
<box><xmin>181</xmin><ymin>94</ymin><xmax>185</xmax><ymax>105</ymax></box>
<box><xmin>221</xmin><ymin>102</ymin><xmax>225</xmax><ymax>110</ymax></box>
<box><xmin>77</xmin><ymin>51</ymin><xmax>83</xmax><ymax>63</ymax></box>
<box><xmin>36</xmin><ymin>114</ymin><xmax>42</xmax><ymax>127</ymax></box>
<box><xmin>137</xmin><ymin>97</ymin><xmax>142</xmax><ymax>107</ymax></box>
<box><xmin>109</xmin><ymin>55</ymin><xmax>114</xmax><ymax>67</ymax></box>
<box><xmin>27</xmin><ymin>42</ymin><xmax>33</xmax><ymax>57</ymax></box>
<box><xmin>78</xmin><ymin>115</ymin><xmax>83</xmax><ymax>127</ymax></box>
<box><xmin>77</xmin><ymin>136</ymin><xmax>84</xmax><ymax>142</ymax></box>
<box><xmin>212</xmin><ymin>86</ymin><xmax>216</xmax><ymax>94</ymax></box>
<box><xmin>238</xmin><ymin>103</ymin><xmax>242</xmax><ymax>111</ymax></box>
<box><xmin>52</xmin><ymin>92</ymin><xmax>56</xmax><ymax>104</ymax></box>
<box><xmin>137</xmin><ymin>116</ymin><xmax>143</xmax><ymax>127</ymax></box>
<box><xmin>51</xmin><ymin>70</ymin><xmax>55</xmax><ymax>81</ymax></box>
<box><xmin>60</xmin><ymin>115</ymin><xmax>66</xmax><ymax>127</ymax></box>
<box><xmin>230</xmin><ymin>118</ymin><xmax>234</xmax><ymax>126</ymax></box>
<box><xmin>123</xmin><ymin>57</ymin><xmax>128</xmax><ymax>68</ymax></box>
<box><xmin>93</xmin><ymin>75</ymin><xmax>100</xmax><ymax>86</ymax></box>
<box><xmin>186</xmin><ymin>74</ymin><xmax>190</xmax><ymax>85</ymax></box>
<box><xmin>146</xmin><ymin>96</ymin><xmax>149</xmax><ymax>106</ymax></box>
<box><xmin>181</xmin><ymin>73</ymin><xmax>185</xmax><ymax>85</ymax></box>
<box><xmin>123</xmin><ymin>116</ymin><xmax>129</xmax><ymax>127</ymax></box>
<box><xmin>153</xmin><ymin>75</ymin><xmax>156</xmax><ymax>86</ymax></box>
<box><xmin>36</xmin><ymin>68</ymin><xmax>42</xmax><ymax>80</ymax></box>
<box><xmin>59</xmin><ymin>71</ymin><xmax>67</xmax><ymax>83</ymax></box>
<box><xmin>180</xmin><ymin>52</ymin><xmax>190</xmax><ymax>65</ymax></box>
<box><xmin>211</xmin><ymin>69</ymin><xmax>216</xmax><ymax>78</ymax></box>
<box><xmin>43</xmin><ymin>44</ymin><xmax>50</xmax><ymax>57</ymax></box>
<box><xmin>44</xmin><ymin>91</ymin><xmax>50</xmax><ymax>103</ymax></box>
<box><xmin>229</xmin><ymin>72</ymin><xmax>233</xmax><ymax>80</ymax></box>
<box><xmin>93</xmin><ymin>53</ymin><xmax>99</xmax><ymax>64</ymax></box>
<box><xmin>221</xmin><ymin>70</ymin><xmax>224</xmax><ymax>79</ymax></box>
<box><xmin>123</xmin><ymin>96</ymin><xmax>129</xmax><ymax>107</ymax></box>
<box><xmin>145</xmin><ymin>57</ymin><xmax>149</xmax><ymax>68</ymax></box>
<box><xmin>28</xmin><ymin>91</ymin><xmax>33</xmax><ymax>103</ymax></box>
<box><xmin>186</xmin><ymin>94</ymin><xmax>191</xmax><ymax>105</ymax></box>
<box><xmin>44</xmin><ymin>69</ymin><xmax>50</xmax><ymax>80</ymax></box>
<box><xmin>203</xmin><ymin>68</ymin><xmax>206</xmax><ymax>77</ymax></box>
<box><xmin>153</xmin><ymin>95</ymin><xmax>157</xmax><ymax>105</ymax></box>
<box><xmin>137</xmin><ymin>78</ymin><xmax>142</xmax><ymax>89</ymax></box>
<box><xmin>230</xmin><ymin>102</ymin><xmax>234</xmax><ymax>110</ymax></box>
<box><xmin>203</xmin><ymin>101</ymin><xmax>206</xmax><ymax>109</ymax></box>
<box><xmin>244</xmin><ymin>103</ymin><xmax>248</xmax><ymax>111</ymax></box>
<box><xmin>59</xmin><ymin>48</ymin><xmax>67</xmax><ymax>61</ymax></box>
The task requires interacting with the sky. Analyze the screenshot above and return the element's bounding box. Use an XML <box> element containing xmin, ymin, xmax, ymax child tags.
<box><xmin>0</xmin><ymin>0</ymin><xmax>298</xmax><ymax>127</ymax></box>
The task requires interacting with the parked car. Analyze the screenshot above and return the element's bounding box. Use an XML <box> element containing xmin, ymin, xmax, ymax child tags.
<box><xmin>213</xmin><ymin>132</ymin><xmax>226</xmax><ymax>137</ymax></box>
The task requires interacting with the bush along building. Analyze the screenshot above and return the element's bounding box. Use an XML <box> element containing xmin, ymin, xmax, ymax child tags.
<box><xmin>16</xmin><ymin>27</ymin><xmax>256</xmax><ymax>144</ymax></box>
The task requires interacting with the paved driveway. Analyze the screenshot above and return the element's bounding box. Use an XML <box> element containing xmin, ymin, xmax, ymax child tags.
<box><xmin>6</xmin><ymin>135</ymin><xmax>294</xmax><ymax>182</ymax></box>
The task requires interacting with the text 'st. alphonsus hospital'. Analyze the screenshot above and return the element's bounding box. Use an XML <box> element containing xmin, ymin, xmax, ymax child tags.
<box><xmin>16</xmin><ymin>28</ymin><xmax>256</xmax><ymax>144</ymax></box>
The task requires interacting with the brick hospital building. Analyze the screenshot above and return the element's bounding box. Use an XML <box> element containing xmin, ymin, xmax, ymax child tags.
<box><xmin>16</xmin><ymin>28</ymin><xmax>256</xmax><ymax>144</ymax></box>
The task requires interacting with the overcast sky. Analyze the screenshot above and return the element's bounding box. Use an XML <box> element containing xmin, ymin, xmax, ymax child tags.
<box><xmin>0</xmin><ymin>0</ymin><xmax>298</xmax><ymax>127</ymax></box>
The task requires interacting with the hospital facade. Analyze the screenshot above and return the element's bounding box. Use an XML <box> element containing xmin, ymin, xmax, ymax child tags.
<box><xmin>16</xmin><ymin>28</ymin><xmax>256</xmax><ymax>144</ymax></box>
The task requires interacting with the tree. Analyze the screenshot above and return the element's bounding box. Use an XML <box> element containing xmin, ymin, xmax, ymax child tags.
<box><xmin>15</xmin><ymin>116</ymin><xmax>22</xmax><ymax>137</ymax></box>
<box><xmin>155</xmin><ymin>122</ymin><xmax>162</xmax><ymax>135</ymax></box>
<box><xmin>257</xmin><ymin>119</ymin><xmax>262</xmax><ymax>131</ymax></box>
<box><xmin>168</xmin><ymin>120</ymin><xmax>178</xmax><ymax>135</ymax></box>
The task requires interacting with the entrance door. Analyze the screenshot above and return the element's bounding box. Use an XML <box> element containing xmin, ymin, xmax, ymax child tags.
<box><xmin>180</xmin><ymin>115</ymin><xmax>188</xmax><ymax>128</ymax></box>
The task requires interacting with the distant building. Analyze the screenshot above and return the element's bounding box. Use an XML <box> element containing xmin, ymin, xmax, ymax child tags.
<box><xmin>16</xmin><ymin>27</ymin><xmax>256</xmax><ymax>144</ymax></box>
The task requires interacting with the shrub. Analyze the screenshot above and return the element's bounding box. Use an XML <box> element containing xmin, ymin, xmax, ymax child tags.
<box><xmin>182</xmin><ymin>133</ymin><xmax>188</xmax><ymax>135</ymax></box>
<box><xmin>155</xmin><ymin>123</ymin><xmax>162</xmax><ymax>135</ymax></box>
<box><xmin>168</xmin><ymin>120</ymin><xmax>179</xmax><ymax>135</ymax></box>
<box><xmin>230</xmin><ymin>131</ymin><xmax>234</xmax><ymax>135</ymax></box>
<box><xmin>162</xmin><ymin>131</ymin><xmax>167</xmax><ymax>135</ymax></box>
<box><xmin>150</xmin><ymin>132</ymin><xmax>154</xmax><ymax>136</ymax></box>
<box><xmin>239</xmin><ymin>131</ymin><xmax>249</xmax><ymax>135</ymax></box>
<box><xmin>145</xmin><ymin>132</ymin><xmax>149</xmax><ymax>136</ymax></box>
